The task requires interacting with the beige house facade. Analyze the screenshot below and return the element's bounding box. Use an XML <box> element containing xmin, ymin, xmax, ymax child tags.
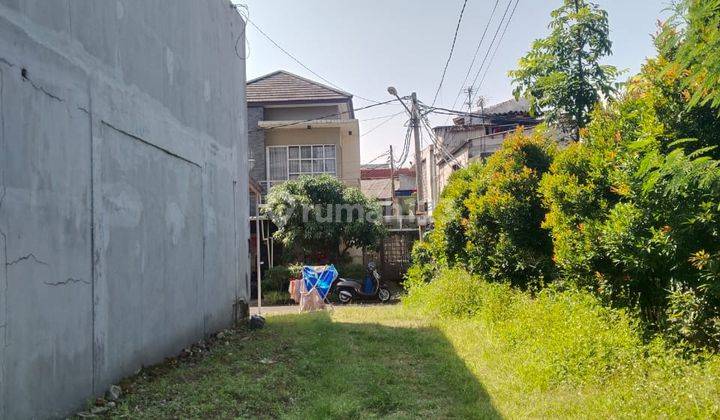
<box><xmin>247</xmin><ymin>70</ymin><xmax>361</xmax><ymax>195</ymax></box>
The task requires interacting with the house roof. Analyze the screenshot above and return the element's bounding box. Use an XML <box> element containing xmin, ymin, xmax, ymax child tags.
<box><xmin>361</xmin><ymin>167</ymin><xmax>415</xmax><ymax>180</ymax></box>
<box><xmin>361</xmin><ymin>178</ymin><xmax>393</xmax><ymax>200</ymax></box>
<box><xmin>247</xmin><ymin>70</ymin><xmax>352</xmax><ymax>104</ymax></box>
<box><xmin>479</xmin><ymin>98</ymin><xmax>530</xmax><ymax>116</ymax></box>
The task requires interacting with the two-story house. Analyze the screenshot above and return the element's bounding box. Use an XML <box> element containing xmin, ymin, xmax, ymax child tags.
<box><xmin>247</xmin><ymin>70</ymin><xmax>361</xmax><ymax>196</ymax></box>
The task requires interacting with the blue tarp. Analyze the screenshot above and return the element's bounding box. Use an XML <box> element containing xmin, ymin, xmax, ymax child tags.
<box><xmin>302</xmin><ymin>265</ymin><xmax>338</xmax><ymax>300</ymax></box>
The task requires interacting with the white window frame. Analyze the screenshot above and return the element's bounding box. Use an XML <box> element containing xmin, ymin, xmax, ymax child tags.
<box><xmin>266</xmin><ymin>144</ymin><xmax>338</xmax><ymax>183</ymax></box>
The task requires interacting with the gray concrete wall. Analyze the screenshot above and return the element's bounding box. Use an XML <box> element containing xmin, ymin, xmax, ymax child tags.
<box><xmin>0</xmin><ymin>1</ymin><xmax>249</xmax><ymax>418</ymax></box>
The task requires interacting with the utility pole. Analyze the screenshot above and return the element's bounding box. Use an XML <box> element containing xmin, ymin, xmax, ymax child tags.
<box><xmin>386</xmin><ymin>87</ymin><xmax>426</xmax><ymax>240</ymax></box>
<box><xmin>410</xmin><ymin>92</ymin><xmax>424</xmax><ymax>216</ymax></box>
<box><xmin>464</xmin><ymin>87</ymin><xmax>474</xmax><ymax>112</ymax></box>
<box><xmin>389</xmin><ymin>145</ymin><xmax>396</xmax><ymax>217</ymax></box>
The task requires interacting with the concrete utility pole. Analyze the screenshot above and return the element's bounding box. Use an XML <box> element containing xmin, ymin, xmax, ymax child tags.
<box><xmin>410</xmin><ymin>92</ymin><xmax>424</xmax><ymax>215</ymax></box>
<box><xmin>387</xmin><ymin>87</ymin><xmax>426</xmax><ymax>241</ymax></box>
<box><xmin>389</xmin><ymin>145</ymin><xmax>396</xmax><ymax>216</ymax></box>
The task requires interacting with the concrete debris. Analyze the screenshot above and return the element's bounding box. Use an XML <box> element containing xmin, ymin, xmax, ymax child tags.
<box><xmin>105</xmin><ymin>385</ymin><xmax>122</xmax><ymax>402</ymax></box>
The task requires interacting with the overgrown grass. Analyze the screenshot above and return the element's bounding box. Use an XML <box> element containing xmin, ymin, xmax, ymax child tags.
<box><xmin>404</xmin><ymin>268</ymin><xmax>720</xmax><ymax>417</ymax></box>
<box><xmin>99</xmin><ymin>282</ymin><xmax>719</xmax><ymax>418</ymax></box>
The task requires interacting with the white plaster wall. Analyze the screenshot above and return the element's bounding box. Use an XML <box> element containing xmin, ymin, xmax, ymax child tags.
<box><xmin>0</xmin><ymin>0</ymin><xmax>249</xmax><ymax>417</ymax></box>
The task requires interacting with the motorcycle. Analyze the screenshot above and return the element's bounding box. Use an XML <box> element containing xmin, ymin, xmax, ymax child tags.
<box><xmin>334</xmin><ymin>262</ymin><xmax>391</xmax><ymax>304</ymax></box>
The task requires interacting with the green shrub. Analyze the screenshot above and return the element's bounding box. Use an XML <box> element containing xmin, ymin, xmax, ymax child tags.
<box><xmin>404</xmin><ymin>268</ymin><xmax>511</xmax><ymax>319</ymax></box>
<box><xmin>409</xmin><ymin>129</ymin><xmax>557</xmax><ymax>290</ymax></box>
<box><xmin>540</xmin><ymin>93</ymin><xmax>720</xmax><ymax>348</ymax></box>
<box><xmin>265</xmin><ymin>266</ymin><xmax>292</xmax><ymax>292</ymax></box>
<box><xmin>405</xmin><ymin>268</ymin><xmax>657</xmax><ymax>388</ymax></box>
<box><xmin>336</xmin><ymin>263</ymin><xmax>364</xmax><ymax>280</ymax></box>
<box><xmin>262</xmin><ymin>291</ymin><xmax>293</xmax><ymax>306</ymax></box>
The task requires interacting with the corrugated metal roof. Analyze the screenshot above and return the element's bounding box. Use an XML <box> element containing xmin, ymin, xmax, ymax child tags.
<box><xmin>479</xmin><ymin>98</ymin><xmax>530</xmax><ymax>115</ymax></box>
<box><xmin>247</xmin><ymin>70</ymin><xmax>352</xmax><ymax>104</ymax></box>
<box><xmin>361</xmin><ymin>167</ymin><xmax>415</xmax><ymax>180</ymax></box>
<box><xmin>361</xmin><ymin>178</ymin><xmax>393</xmax><ymax>200</ymax></box>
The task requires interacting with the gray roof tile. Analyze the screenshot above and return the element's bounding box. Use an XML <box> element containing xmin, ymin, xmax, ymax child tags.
<box><xmin>247</xmin><ymin>70</ymin><xmax>352</xmax><ymax>104</ymax></box>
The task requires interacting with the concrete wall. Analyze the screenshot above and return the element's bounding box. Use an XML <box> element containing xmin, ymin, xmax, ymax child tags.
<box><xmin>0</xmin><ymin>1</ymin><xmax>249</xmax><ymax>418</ymax></box>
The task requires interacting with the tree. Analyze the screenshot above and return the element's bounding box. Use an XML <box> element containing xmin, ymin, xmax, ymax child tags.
<box><xmin>263</xmin><ymin>175</ymin><xmax>385</xmax><ymax>261</ymax></box>
<box><xmin>509</xmin><ymin>0</ymin><xmax>618</xmax><ymax>140</ymax></box>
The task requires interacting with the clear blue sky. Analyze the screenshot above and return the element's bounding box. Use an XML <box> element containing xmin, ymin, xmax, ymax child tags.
<box><xmin>243</xmin><ymin>0</ymin><xmax>672</xmax><ymax>165</ymax></box>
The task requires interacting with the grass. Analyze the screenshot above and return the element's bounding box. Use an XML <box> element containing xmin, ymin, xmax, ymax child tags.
<box><xmin>102</xmin><ymin>305</ymin><xmax>720</xmax><ymax>419</ymax></box>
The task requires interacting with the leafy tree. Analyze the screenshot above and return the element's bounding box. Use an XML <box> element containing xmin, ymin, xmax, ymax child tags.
<box><xmin>263</xmin><ymin>175</ymin><xmax>385</xmax><ymax>261</ymax></box>
<box><xmin>509</xmin><ymin>0</ymin><xmax>618</xmax><ymax>140</ymax></box>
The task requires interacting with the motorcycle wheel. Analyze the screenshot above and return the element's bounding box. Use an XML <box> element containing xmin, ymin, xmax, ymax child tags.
<box><xmin>378</xmin><ymin>287</ymin><xmax>391</xmax><ymax>303</ymax></box>
<box><xmin>338</xmin><ymin>290</ymin><xmax>353</xmax><ymax>304</ymax></box>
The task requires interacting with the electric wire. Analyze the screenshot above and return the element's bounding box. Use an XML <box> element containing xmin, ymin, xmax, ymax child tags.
<box><xmin>473</xmin><ymin>0</ymin><xmax>521</xmax><ymax>102</ymax></box>
<box><xmin>467</xmin><ymin>0</ymin><xmax>515</xmax><ymax>102</ymax></box>
<box><xmin>430</xmin><ymin>0</ymin><xmax>469</xmax><ymax>107</ymax></box>
<box><xmin>360</xmin><ymin>111</ymin><xmax>406</xmax><ymax>138</ymax></box>
<box><xmin>236</xmin><ymin>7</ymin><xmax>385</xmax><ymax>105</ymax></box>
<box><xmin>447</xmin><ymin>0</ymin><xmax>501</xmax><ymax>113</ymax></box>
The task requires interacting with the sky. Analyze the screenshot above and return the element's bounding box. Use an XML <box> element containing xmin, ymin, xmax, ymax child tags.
<box><xmin>243</xmin><ymin>0</ymin><xmax>673</xmax><ymax>165</ymax></box>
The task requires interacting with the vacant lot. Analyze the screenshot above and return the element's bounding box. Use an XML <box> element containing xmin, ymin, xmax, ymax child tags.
<box><xmin>106</xmin><ymin>306</ymin><xmax>719</xmax><ymax>419</ymax></box>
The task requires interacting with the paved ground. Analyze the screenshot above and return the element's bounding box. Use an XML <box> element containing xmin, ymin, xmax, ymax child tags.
<box><xmin>249</xmin><ymin>302</ymin><xmax>396</xmax><ymax>316</ymax></box>
<box><xmin>249</xmin><ymin>304</ymin><xmax>300</xmax><ymax>316</ymax></box>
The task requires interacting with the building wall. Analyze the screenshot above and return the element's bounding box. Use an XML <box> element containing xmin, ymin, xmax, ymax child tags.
<box><xmin>340</xmin><ymin>119</ymin><xmax>361</xmax><ymax>187</ymax></box>
<box><xmin>263</xmin><ymin>120</ymin><xmax>361</xmax><ymax>186</ymax></box>
<box><xmin>0</xmin><ymin>1</ymin><xmax>249</xmax><ymax>418</ymax></box>
<box><xmin>248</xmin><ymin>106</ymin><xmax>266</xmax><ymax>185</ymax></box>
<box><xmin>264</xmin><ymin>104</ymin><xmax>341</xmax><ymax>121</ymax></box>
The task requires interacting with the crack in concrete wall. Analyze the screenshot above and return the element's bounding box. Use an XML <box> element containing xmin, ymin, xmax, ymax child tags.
<box><xmin>43</xmin><ymin>278</ymin><xmax>90</xmax><ymax>287</ymax></box>
<box><xmin>22</xmin><ymin>74</ymin><xmax>63</xmax><ymax>102</ymax></box>
<box><xmin>5</xmin><ymin>253</ymin><xmax>48</xmax><ymax>267</ymax></box>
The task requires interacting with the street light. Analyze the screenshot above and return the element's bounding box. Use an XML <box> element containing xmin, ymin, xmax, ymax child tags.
<box><xmin>387</xmin><ymin>86</ymin><xmax>412</xmax><ymax>116</ymax></box>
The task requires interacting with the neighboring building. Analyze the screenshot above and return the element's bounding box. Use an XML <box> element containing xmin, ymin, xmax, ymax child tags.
<box><xmin>421</xmin><ymin>98</ymin><xmax>541</xmax><ymax>214</ymax></box>
<box><xmin>360</xmin><ymin>165</ymin><xmax>419</xmax><ymax>281</ymax></box>
<box><xmin>360</xmin><ymin>165</ymin><xmax>417</xmax><ymax>216</ymax></box>
<box><xmin>247</xmin><ymin>70</ymin><xmax>361</xmax><ymax>197</ymax></box>
<box><xmin>0</xmin><ymin>1</ymin><xmax>249</xmax><ymax>418</ymax></box>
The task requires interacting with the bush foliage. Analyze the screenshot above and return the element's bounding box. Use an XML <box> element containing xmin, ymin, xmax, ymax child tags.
<box><xmin>417</xmin><ymin>129</ymin><xmax>557</xmax><ymax>289</ymax></box>
<box><xmin>406</xmin><ymin>0</ymin><xmax>720</xmax><ymax>350</ymax></box>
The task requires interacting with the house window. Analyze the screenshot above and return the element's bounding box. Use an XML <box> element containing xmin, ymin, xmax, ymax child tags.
<box><xmin>267</xmin><ymin>145</ymin><xmax>337</xmax><ymax>183</ymax></box>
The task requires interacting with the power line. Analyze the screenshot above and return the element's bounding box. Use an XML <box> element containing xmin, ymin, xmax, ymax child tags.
<box><xmin>364</xmin><ymin>150</ymin><xmax>390</xmax><ymax>165</ymax></box>
<box><xmin>239</xmin><ymin>10</ymin><xmax>384</xmax><ymax>105</ymax></box>
<box><xmin>422</xmin><ymin>121</ymin><xmax>464</xmax><ymax>168</ymax></box>
<box><xmin>360</xmin><ymin>111</ymin><xmax>406</xmax><ymax>122</ymax></box>
<box><xmin>468</xmin><ymin>0</ymin><xmax>515</xmax><ymax>103</ymax></box>
<box><xmin>447</xmin><ymin>0</ymin><xmax>501</xmax><ymax>113</ymax></box>
<box><xmin>475</xmin><ymin>0</ymin><xmax>520</xmax><ymax>98</ymax></box>
<box><xmin>361</xmin><ymin>111</ymin><xmax>407</xmax><ymax>137</ymax></box>
<box><xmin>430</xmin><ymin>0</ymin><xmax>469</xmax><ymax>107</ymax></box>
<box><xmin>393</xmin><ymin>124</ymin><xmax>413</xmax><ymax>167</ymax></box>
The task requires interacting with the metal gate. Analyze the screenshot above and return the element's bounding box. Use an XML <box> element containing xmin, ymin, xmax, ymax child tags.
<box><xmin>378</xmin><ymin>231</ymin><xmax>418</xmax><ymax>282</ymax></box>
